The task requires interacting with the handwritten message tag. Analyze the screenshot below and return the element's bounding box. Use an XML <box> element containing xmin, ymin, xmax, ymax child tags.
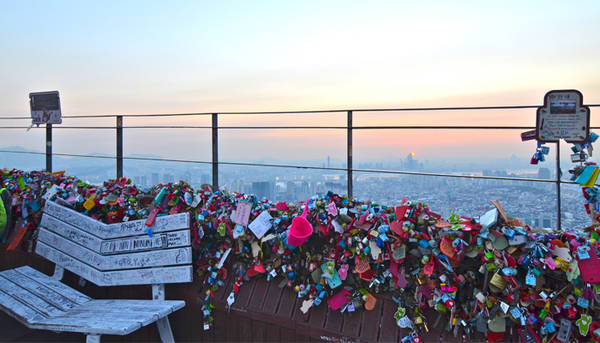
<box><xmin>248</xmin><ymin>210</ymin><xmax>272</xmax><ymax>239</ymax></box>
<box><xmin>233</xmin><ymin>202</ymin><xmax>251</xmax><ymax>226</ymax></box>
<box><xmin>42</xmin><ymin>185</ymin><xmax>61</xmax><ymax>200</ymax></box>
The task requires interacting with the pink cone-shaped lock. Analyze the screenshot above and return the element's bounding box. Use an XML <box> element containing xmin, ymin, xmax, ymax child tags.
<box><xmin>286</xmin><ymin>202</ymin><xmax>313</xmax><ymax>247</ymax></box>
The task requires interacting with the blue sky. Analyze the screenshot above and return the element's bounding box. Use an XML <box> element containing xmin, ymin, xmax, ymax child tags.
<box><xmin>1</xmin><ymin>0</ymin><xmax>600</xmax><ymax>162</ymax></box>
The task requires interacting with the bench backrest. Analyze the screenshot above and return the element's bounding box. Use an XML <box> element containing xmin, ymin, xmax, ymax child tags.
<box><xmin>35</xmin><ymin>201</ymin><xmax>193</xmax><ymax>286</ymax></box>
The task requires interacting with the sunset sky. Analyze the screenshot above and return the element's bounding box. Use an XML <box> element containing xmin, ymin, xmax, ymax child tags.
<box><xmin>1</xmin><ymin>0</ymin><xmax>599</xmax><ymax>165</ymax></box>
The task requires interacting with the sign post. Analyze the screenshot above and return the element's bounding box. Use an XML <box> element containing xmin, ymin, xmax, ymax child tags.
<box><xmin>29</xmin><ymin>91</ymin><xmax>62</xmax><ymax>172</ymax></box>
<box><xmin>536</xmin><ymin>89</ymin><xmax>590</xmax><ymax>143</ymax></box>
<box><xmin>535</xmin><ymin>89</ymin><xmax>590</xmax><ymax>231</ymax></box>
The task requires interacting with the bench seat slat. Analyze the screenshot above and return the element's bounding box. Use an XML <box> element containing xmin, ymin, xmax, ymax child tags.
<box><xmin>32</xmin><ymin>316</ymin><xmax>142</xmax><ymax>335</ymax></box>
<box><xmin>0</xmin><ymin>274</ymin><xmax>66</xmax><ymax>318</ymax></box>
<box><xmin>14</xmin><ymin>266</ymin><xmax>91</xmax><ymax>305</ymax></box>
<box><xmin>78</xmin><ymin>299</ymin><xmax>185</xmax><ymax>317</ymax></box>
<box><xmin>58</xmin><ymin>310</ymin><xmax>159</xmax><ymax>327</ymax></box>
<box><xmin>38</xmin><ymin>228</ymin><xmax>192</xmax><ymax>271</ymax></box>
<box><xmin>0</xmin><ymin>289</ymin><xmax>46</xmax><ymax>324</ymax></box>
<box><xmin>35</xmin><ymin>242</ymin><xmax>193</xmax><ymax>286</ymax></box>
<box><xmin>0</xmin><ymin>270</ymin><xmax>78</xmax><ymax>311</ymax></box>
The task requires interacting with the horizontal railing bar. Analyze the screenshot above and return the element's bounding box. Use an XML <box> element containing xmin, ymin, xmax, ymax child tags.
<box><xmin>353</xmin><ymin>126</ymin><xmax>535</xmax><ymax>130</ymax></box>
<box><xmin>5</xmin><ymin>125</ymin><xmax>600</xmax><ymax>130</ymax></box>
<box><xmin>1</xmin><ymin>103</ymin><xmax>600</xmax><ymax>120</ymax></box>
<box><xmin>0</xmin><ymin>149</ymin><xmax>577</xmax><ymax>184</ymax></box>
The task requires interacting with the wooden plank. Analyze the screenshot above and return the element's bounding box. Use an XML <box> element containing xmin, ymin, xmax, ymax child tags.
<box><xmin>340</xmin><ymin>308</ymin><xmax>362</xmax><ymax>338</ymax></box>
<box><xmin>38</xmin><ymin>228</ymin><xmax>192</xmax><ymax>271</ymax></box>
<box><xmin>359</xmin><ymin>296</ymin><xmax>382</xmax><ymax>342</ymax></box>
<box><xmin>252</xmin><ymin>320</ymin><xmax>267</xmax><ymax>342</ymax></box>
<box><xmin>308</xmin><ymin>302</ymin><xmax>327</xmax><ymax>330</ymax></box>
<box><xmin>100</xmin><ymin>230</ymin><xmax>191</xmax><ymax>255</ymax></box>
<box><xmin>0</xmin><ymin>276</ymin><xmax>66</xmax><ymax>318</ymax></box>
<box><xmin>32</xmin><ymin>315</ymin><xmax>142</xmax><ymax>335</ymax></box>
<box><xmin>280</xmin><ymin>327</ymin><xmax>295</xmax><ymax>342</ymax></box>
<box><xmin>0</xmin><ymin>289</ymin><xmax>46</xmax><ymax>324</ymax></box>
<box><xmin>0</xmin><ymin>270</ymin><xmax>78</xmax><ymax>311</ymax></box>
<box><xmin>247</xmin><ymin>278</ymin><xmax>269</xmax><ymax>312</ymax></box>
<box><xmin>379</xmin><ymin>299</ymin><xmax>399</xmax><ymax>342</ymax></box>
<box><xmin>238</xmin><ymin>316</ymin><xmax>252</xmax><ymax>341</ymax></box>
<box><xmin>265</xmin><ymin>325</ymin><xmax>281</xmax><ymax>341</ymax></box>
<box><xmin>61</xmin><ymin>310</ymin><xmax>159</xmax><ymax>326</ymax></box>
<box><xmin>275</xmin><ymin>287</ymin><xmax>296</xmax><ymax>320</ymax></box>
<box><xmin>41</xmin><ymin>215</ymin><xmax>103</xmax><ymax>253</ymax></box>
<box><xmin>262</xmin><ymin>281</ymin><xmax>285</xmax><ymax>315</ymax></box>
<box><xmin>214</xmin><ymin>271</ymin><xmax>234</xmax><ymax>305</ymax></box>
<box><xmin>324</xmin><ymin>306</ymin><xmax>344</xmax><ymax>334</ymax></box>
<box><xmin>232</xmin><ymin>278</ymin><xmax>256</xmax><ymax>311</ymax></box>
<box><xmin>35</xmin><ymin>242</ymin><xmax>193</xmax><ymax>285</ymax></box>
<box><xmin>44</xmin><ymin>201</ymin><xmax>189</xmax><ymax>239</ymax></box>
<box><xmin>14</xmin><ymin>266</ymin><xmax>91</xmax><ymax>305</ymax></box>
<box><xmin>291</xmin><ymin>295</ymin><xmax>309</xmax><ymax>323</ymax></box>
<box><xmin>77</xmin><ymin>299</ymin><xmax>185</xmax><ymax>317</ymax></box>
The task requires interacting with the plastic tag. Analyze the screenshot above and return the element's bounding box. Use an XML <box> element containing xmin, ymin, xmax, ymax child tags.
<box><xmin>300</xmin><ymin>299</ymin><xmax>314</xmax><ymax>314</ymax></box>
<box><xmin>500</xmin><ymin>301</ymin><xmax>509</xmax><ymax>314</ymax></box>
<box><xmin>578</xmin><ymin>246</ymin><xmax>590</xmax><ymax>260</ymax></box>
<box><xmin>327</xmin><ymin>289</ymin><xmax>350</xmax><ymax>310</ymax></box>
<box><xmin>577</xmin><ymin>296</ymin><xmax>589</xmax><ymax>309</ymax></box>
<box><xmin>226</xmin><ymin>292</ymin><xmax>235</xmax><ymax>307</ymax></box>
<box><xmin>545</xmin><ymin>256</ymin><xmax>556</xmax><ymax>270</ymax></box>
<box><xmin>526</xmin><ymin>272</ymin><xmax>536</xmax><ymax>286</ymax></box>
<box><xmin>576</xmin><ymin>314</ymin><xmax>592</xmax><ymax>336</ymax></box>
<box><xmin>232</xmin><ymin>224</ymin><xmax>245</xmax><ymax>239</ymax></box>
<box><xmin>510</xmin><ymin>307</ymin><xmax>521</xmax><ymax>319</ymax></box>
<box><xmin>545</xmin><ymin>321</ymin><xmax>556</xmax><ymax>334</ymax></box>
<box><xmin>556</xmin><ymin>319</ymin><xmax>572</xmax><ymax>342</ymax></box>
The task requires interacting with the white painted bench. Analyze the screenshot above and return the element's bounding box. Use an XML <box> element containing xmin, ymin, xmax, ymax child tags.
<box><xmin>0</xmin><ymin>200</ymin><xmax>193</xmax><ymax>343</ymax></box>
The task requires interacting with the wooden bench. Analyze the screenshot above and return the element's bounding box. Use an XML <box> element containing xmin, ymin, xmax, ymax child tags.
<box><xmin>0</xmin><ymin>200</ymin><xmax>192</xmax><ymax>343</ymax></box>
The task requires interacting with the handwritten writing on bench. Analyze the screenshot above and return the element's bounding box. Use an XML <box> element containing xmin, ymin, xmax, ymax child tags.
<box><xmin>38</xmin><ymin>228</ymin><xmax>192</xmax><ymax>271</ymax></box>
<box><xmin>100</xmin><ymin>230</ymin><xmax>190</xmax><ymax>254</ymax></box>
<box><xmin>35</xmin><ymin>242</ymin><xmax>193</xmax><ymax>286</ymax></box>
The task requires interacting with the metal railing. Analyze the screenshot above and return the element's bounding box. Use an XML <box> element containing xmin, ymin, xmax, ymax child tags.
<box><xmin>2</xmin><ymin>103</ymin><xmax>600</xmax><ymax>230</ymax></box>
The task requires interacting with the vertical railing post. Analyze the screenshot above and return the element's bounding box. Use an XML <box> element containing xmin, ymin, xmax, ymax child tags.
<box><xmin>116</xmin><ymin>115</ymin><xmax>123</xmax><ymax>178</ymax></box>
<box><xmin>212</xmin><ymin>113</ymin><xmax>219</xmax><ymax>190</ymax></box>
<box><xmin>347</xmin><ymin>111</ymin><xmax>353</xmax><ymax>198</ymax></box>
<box><xmin>46</xmin><ymin>124</ymin><xmax>52</xmax><ymax>172</ymax></box>
<box><xmin>556</xmin><ymin>141</ymin><xmax>561</xmax><ymax>230</ymax></box>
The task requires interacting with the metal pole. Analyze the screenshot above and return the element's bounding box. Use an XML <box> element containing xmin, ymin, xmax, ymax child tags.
<box><xmin>116</xmin><ymin>116</ymin><xmax>123</xmax><ymax>178</ymax></box>
<box><xmin>556</xmin><ymin>141</ymin><xmax>561</xmax><ymax>230</ymax></box>
<box><xmin>212</xmin><ymin>113</ymin><xmax>219</xmax><ymax>190</ymax></box>
<box><xmin>46</xmin><ymin>124</ymin><xmax>52</xmax><ymax>172</ymax></box>
<box><xmin>347</xmin><ymin>111</ymin><xmax>353</xmax><ymax>198</ymax></box>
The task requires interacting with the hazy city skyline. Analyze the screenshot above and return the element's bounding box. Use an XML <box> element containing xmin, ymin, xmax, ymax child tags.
<box><xmin>1</xmin><ymin>1</ymin><xmax>600</xmax><ymax>160</ymax></box>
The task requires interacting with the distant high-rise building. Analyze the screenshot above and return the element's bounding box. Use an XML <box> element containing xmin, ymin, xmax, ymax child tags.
<box><xmin>182</xmin><ymin>171</ymin><xmax>192</xmax><ymax>183</ymax></box>
<box><xmin>163</xmin><ymin>173</ymin><xmax>174</xmax><ymax>183</ymax></box>
<box><xmin>538</xmin><ymin>168</ymin><xmax>551</xmax><ymax>179</ymax></box>
<box><xmin>405</xmin><ymin>153</ymin><xmax>418</xmax><ymax>170</ymax></box>
<box><xmin>201</xmin><ymin>174</ymin><xmax>210</xmax><ymax>185</ymax></box>
<box><xmin>151</xmin><ymin>173</ymin><xmax>159</xmax><ymax>185</ymax></box>
<box><xmin>327</xmin><ymin>156</ymin><xmax>330</xmax><ymax>169</ymax></box>
<box><xmin>252</xmin><ymin>181</ymin><xmax>272</xmax><ymax>199</ymax></box>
